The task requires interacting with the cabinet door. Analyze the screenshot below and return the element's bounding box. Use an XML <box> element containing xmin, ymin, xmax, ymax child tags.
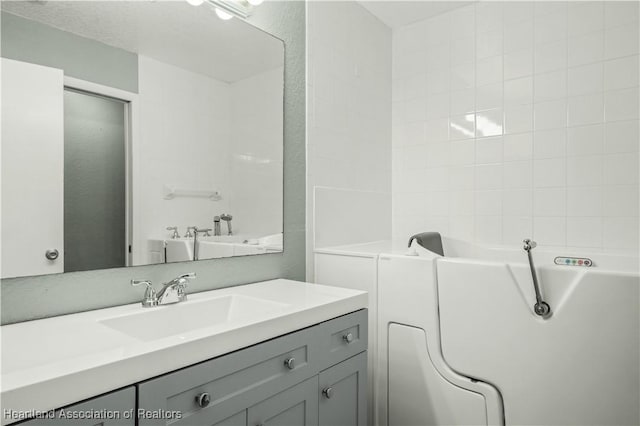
<box><xmin>319</xmin><ymin>353</ymin><xmax>367</xmax><ymax>426</ymax></box>
<box><xmin>1</xmin><ymin>58</ymin><xmax>64</xmax><ymax>278</ymax></box>
<box><xmin>18</xmin><ymin>387</ymin><xmax>135</xmax><ymax>426</ymax></box>
<box><xmin>247</xmin><ymin>377</ymin><xmax>318</xmax><ymax>426</ymax></box>
<box><xmin>211</xmin><ymin>410</ymin><xmax>247</xmax><ymax>426</ymax></box>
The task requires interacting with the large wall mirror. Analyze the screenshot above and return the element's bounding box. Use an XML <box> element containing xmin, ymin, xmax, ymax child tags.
<box><xmin>1</xmin><ymin>1</ymin><xmax>284</xmax><ymax>279</ymax></box>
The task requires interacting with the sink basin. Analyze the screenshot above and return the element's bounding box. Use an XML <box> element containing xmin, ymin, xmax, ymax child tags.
<box><xmin>100</xmin><ymin>294</ymin><xmax>289</xmax><ymax>341</ymax></box>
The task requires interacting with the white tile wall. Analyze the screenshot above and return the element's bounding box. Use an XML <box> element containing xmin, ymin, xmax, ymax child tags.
<box><xmin>137</xmin><ymin>56</ymin><xmax>232</xmax><ymax>261</ymax></box>
<box><xmin>307</xmin><ymin>1</ymin><xmax>392</xmax><ymax>276</ymax></box>
<box><xmin>137</xmin><ymin>56</ymin><xmax>283</xmax><ymax>263</ymax></box>
<box><xmin>229</xmin><ymin>67</ymin><xmax>284</xmax><ymax>236</ymax></box>
<box><xmin>392</xmin><ymin>1</ymin><xmax>639</xmax><ymax>252</ymax></box>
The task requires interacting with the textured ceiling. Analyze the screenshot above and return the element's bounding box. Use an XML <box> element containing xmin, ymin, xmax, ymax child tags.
<box><xmin>1</xmin><ymin>1</ymin><xmax>284</xmax><ymax>83</ymax></box>
<box><xmin>358</xmin><ymin>1</ymin><xmax>474</xmax><ymax>29</ymax></box>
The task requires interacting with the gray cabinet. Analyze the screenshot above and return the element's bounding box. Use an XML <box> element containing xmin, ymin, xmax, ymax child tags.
<box><xmin>138</xmin><ymin>309</ymin><xmax>367</xmax><ymax>426</ymax></box>
<box><xmin>16</xmin><ymin>310</ymin><xmax>367</xmax><ymax>426</ymax></box>
<box><xmin>210</xmin><ymin>410</ymin><xmax>246</xmax><ymax>426</ymax></box>
<box><xmin>319</xmin><ymin>353</ymin><xmax>367</xmax><ymax>426</ymax></box>
<box><xmin>17</xmin><ymin>387</ymin><xmax>135</xmax><ymax>426</ymax></box>
<box><xmin>137</xmin><ymin>318</ymin><xmax>319</xmax><ymax>426</ymax></box>
<box><xmin>248</xmin><ymin>377</ymin><xmax>319</xmax><ymax>426</ymax></box>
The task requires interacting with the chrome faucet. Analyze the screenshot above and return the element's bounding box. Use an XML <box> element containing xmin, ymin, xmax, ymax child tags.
<box><xmin>221</xmin><ymin>213</ymin><xmax>233</xmax><ymax>235</ymax></box>
<box><xmin>131</xmin><ymin>273</ymin><xmax>196</xmax><ymax>307</ymax></box>
<box><xmin>193</xmin><ymin>227</ymin><xmax>212</xmax><ymax>261</ymax></box>
<box><xmin>184</xmin><ymin>226</ymin><xmax>196</xmax><ymax>238</ymax></box>
<box><xmin>213</xmin><ymin>216</ymin><xmax>221</xmax><ymax>236</ymax></box>
<box><xmin>166</xmin><ymin>226</ymin><xmax>180</xmax><ymax>239</ymax></box>
<box><xmin>157</xmin><ymin>273</ymin><xmax>195</xmax><ymax>305</ymax></box>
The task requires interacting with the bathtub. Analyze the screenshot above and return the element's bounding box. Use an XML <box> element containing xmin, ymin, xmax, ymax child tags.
<box><xmin>314</xmin><ymin>237</ymin><xmax>639</xmax><ymax>426</ymax></box>
<box><xmin>436</xmin><ymin>238</ymin><xmax>639</xmax><ymax>426</ymax></box>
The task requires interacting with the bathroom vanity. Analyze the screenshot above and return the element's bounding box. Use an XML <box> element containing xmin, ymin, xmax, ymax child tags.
<box><xmin>1</xmin><ymin>280</ymin><xmax>368</xmax><ymax>426</ymax></box>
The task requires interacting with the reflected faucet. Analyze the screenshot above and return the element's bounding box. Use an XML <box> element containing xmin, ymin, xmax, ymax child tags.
<box><xmin>184</xmin><ymin>226</ymin><xmax>196</xmax><ymax>238</ymax></box>
<box><xmin>221</xmin><ymin>213</ymin><xmax>233</xmax><ymax>235</ymax></box>
<box><xmin>166</xmin><ymin>226</ymin><xmax>180</xmax><ymax>239</ymax></box>
<box><xmin>213</xmin><ymin>216</ymin><xmax>221</xmax><ymax>236</ymax></box>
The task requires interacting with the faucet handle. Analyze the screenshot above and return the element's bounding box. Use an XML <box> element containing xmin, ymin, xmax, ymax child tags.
<box><xmin>131</xmin><ymin>280</ymin><xmax>157</xmax><ymax>307</ymax></box>
<box><xmin>131</xmin><ymin>279</ymin><xmax>153</xmax><ymax>288</ymax></box>
<box><xmin>177</xmin><ymin>272</ymin><xmax>196</xmax><ymax>280</ymax></box>
<box><xmin>523</xmin><ymin>239</ymin><xmax>537</xmax><ymax>251</ymax></box>
<box><xmin>166</xmin><ymin>226</ymin><xmax>180</xmax><ymax>239</ymax></box>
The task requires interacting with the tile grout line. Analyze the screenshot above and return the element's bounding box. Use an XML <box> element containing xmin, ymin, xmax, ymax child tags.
<box><xmin>600</xmin><ymin>1</ymin><xmax>606</xmax><ymax>251</ymax></box>
<box><xmin>564</xmin><ymin>0</ymin><xmax>570</xmax><ymax>249</ymax></box>
<box><xmin>501</xmin><ymin>2</ymin><xmax>508</xmax><ymax>244</ymax></box>
<box><xmin>531</xmin><ymin>2</ymin><xmax>537</xmax><ymax>245</ymax></box>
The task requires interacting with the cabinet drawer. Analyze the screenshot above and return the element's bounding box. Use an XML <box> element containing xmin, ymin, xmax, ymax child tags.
<box><xmin>316</xmin><ymin>309</ymin><xmax>368</xmax><ymax>371</ymax></box>
<box><xmin>138</xmin><ymin>326</ymin><xmax>318</xmax><ymax>426</ymax></box>
<box><xmin>17</xmin><ymin>387</ymin><xmax>135</xmax><ymax>426</ymax></box>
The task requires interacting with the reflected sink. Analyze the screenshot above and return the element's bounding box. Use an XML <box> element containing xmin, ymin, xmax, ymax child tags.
<box><xmin>99</xmin><ymin>295</ymin><xmax>289</xmax><ymax>341</ymax></box>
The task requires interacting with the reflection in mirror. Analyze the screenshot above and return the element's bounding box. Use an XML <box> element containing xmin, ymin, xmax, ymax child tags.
<box><xmin>1</xmin><ymin>1</ymin><xmax>284</xmax><ymax>279</ymax></box>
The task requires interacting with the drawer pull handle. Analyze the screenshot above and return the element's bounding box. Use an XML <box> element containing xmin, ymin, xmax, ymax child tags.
<box><xmin>343</xmin><ymin>332</ymin><xmax>354</xmax><ymax>344</ymax></box>
<box><xmin>195</xmin><ymin>392</ymin><xmax>211</xmax><ymax>408</ymax></box>
<box><xmin>284</xmin><ymin>357</ymin><xmax>295</xmax><ymax>370</ymax></box>
<box><xmin>323</xmin><ymin>387</ymin><xmax>334</xmax><ymax>399</ymax></box>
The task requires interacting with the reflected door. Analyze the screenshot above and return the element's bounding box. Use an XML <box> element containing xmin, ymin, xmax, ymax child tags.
<box><xmin>63</xmin><ymin>89</ymin><xmax>127</xmax><ymax>272</ymax></box>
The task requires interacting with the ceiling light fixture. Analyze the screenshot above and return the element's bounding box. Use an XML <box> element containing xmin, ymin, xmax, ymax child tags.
<box><xmin>215</xmin><ymin>7</ymin><xmax>234</xmax><ymax>20</ymax></box>
<box><xmin>186</xmin><ymin>0</ymin><xmax>258</xmax><ymax>20</ymax></box>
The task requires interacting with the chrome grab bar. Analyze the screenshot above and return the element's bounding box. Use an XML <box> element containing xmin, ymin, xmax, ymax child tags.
<box><xmin>523</xmin><ymin>239</ymin><xmax>551</xmax><ymax>318</ymax></box>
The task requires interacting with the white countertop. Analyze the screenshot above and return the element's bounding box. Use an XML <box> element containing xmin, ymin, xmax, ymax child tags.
<box><xmin>0</xmin><ymin>279</ymin><xmax>367</xmax><ymax>425</ymax></box>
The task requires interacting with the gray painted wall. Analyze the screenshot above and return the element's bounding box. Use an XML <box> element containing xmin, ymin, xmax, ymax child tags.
<box><xmin>1</xmin><ymin>12</ymin><xmax>139</xmax><ymax>93</ymax></box>
<box><xmin>0</xmin><ymin>1</ymin><xmax>306</xmax><ymax>325</ymax></box>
